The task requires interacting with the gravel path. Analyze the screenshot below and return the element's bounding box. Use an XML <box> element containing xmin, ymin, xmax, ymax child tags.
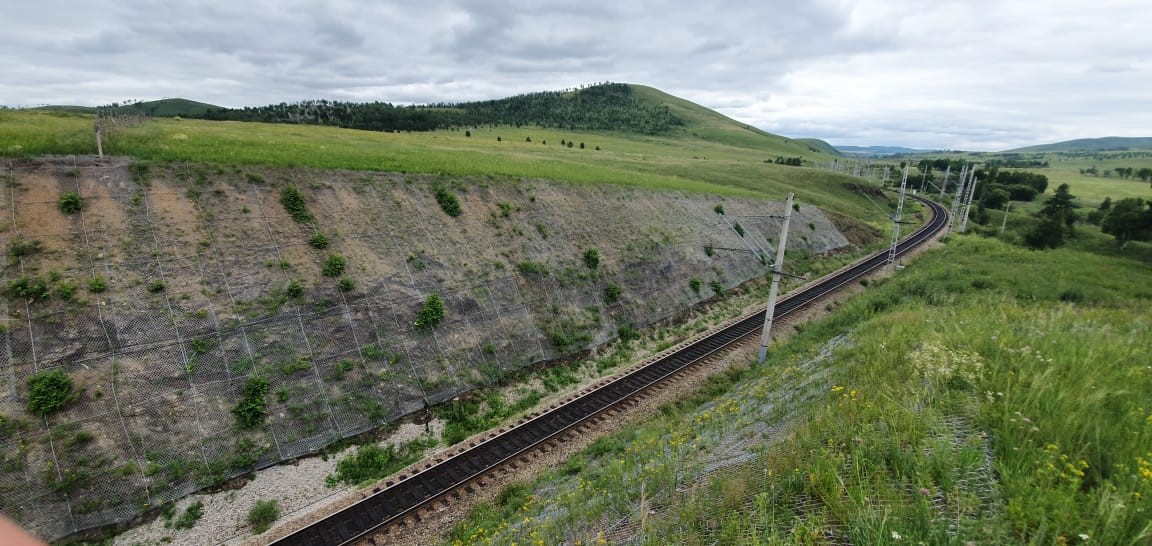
<box><xmin>111</xmin><ymin>423</ymin><xmax>438</xmax><ymax>546</ymax></box>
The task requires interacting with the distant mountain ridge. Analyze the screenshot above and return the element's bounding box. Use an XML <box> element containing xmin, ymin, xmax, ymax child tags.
<box><xmin>1008</xmin><ymin>137</ymin><xmax>1152</xmax><ymax>153</ymax></box>
<box><xmin>835</xmin><ymin>145</ymin><xmax>932</xmax><ymax>157</ymax></box>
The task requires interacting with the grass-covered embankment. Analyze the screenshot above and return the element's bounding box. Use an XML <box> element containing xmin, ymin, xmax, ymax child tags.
<box><xmin>447</xmin><ymin>235</ymin><xmax>1152</xmax><ymax>545</ymax></box>
<box><xmin>0</xmin><ymin>109</ymin><xmax>885</xmax><ymax>226</ymax></box>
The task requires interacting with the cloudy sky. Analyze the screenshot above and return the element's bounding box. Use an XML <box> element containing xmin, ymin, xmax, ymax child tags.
<box><xmin>3</xmin><ymin>0</ymin><xmax>1149</xmax><ymax>150</ymax></box>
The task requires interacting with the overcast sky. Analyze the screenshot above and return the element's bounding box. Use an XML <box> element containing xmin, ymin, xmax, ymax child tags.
<box><xmin>3</xmin><ymin>0</ymin><xmax>1149</xmax><ymax>150</ymax></box>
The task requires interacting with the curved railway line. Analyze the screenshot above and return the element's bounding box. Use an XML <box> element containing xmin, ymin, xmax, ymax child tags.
<box><xmin>271</xmin><ymin>195</ymin><xmax>950</xmax><ymax>546</ymax></box>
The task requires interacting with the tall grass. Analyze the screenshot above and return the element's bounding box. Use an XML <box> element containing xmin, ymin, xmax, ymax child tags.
<box><xmin>447</xmin><ymin>235</ymin><xmax>1152</xmax><ymax>545</ymax></box>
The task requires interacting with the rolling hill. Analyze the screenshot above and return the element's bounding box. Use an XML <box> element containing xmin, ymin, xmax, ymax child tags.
<box><xmin>193</xmin><ymin>83</ymin><xmax>832</xmax><ymax>159</ymax></box>
<box><xmin>1008</xmin><ymin>136</ymin><xmax>1152</xmax><ymax>152</ymax></box>
<box><xmin>30</xmin><ymin>98</ymin><xmax>222</xmax><ymax>118</ymax></box>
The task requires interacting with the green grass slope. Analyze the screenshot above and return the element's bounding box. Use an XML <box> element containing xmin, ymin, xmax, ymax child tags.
<box><xmin>797</xmin><ymin>137</ymin><xmax>842</xmax><ymax>156</ymax></box>
<box><xmin>447</xmin><ymin>234</ymin><xmax>1152</xmax><ymax>545</ymax></box>
<box><xmin>628</xmin><ymin>84</ymin><xmax>823</xmax><ymax>156</ymax></box>
<box><xmin>0</xmin><ymin>91</ymin><xmax>892</xmax><ymax>227</ymax></box>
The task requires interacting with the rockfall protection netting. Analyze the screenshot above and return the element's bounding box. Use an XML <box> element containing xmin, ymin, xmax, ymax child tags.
<box><xmin>0</xmin><ymin>158</ymin><xmax>851</xmax><ymax>540</ymax></box>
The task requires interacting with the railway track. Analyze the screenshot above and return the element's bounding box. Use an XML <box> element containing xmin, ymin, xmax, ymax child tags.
<box><xmin>272</xmin><ymin>195</ymin><xmax>950</xmax><ymax>546</ymax></box>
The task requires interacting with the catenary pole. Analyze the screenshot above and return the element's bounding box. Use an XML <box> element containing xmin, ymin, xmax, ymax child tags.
<box><xmin>887</xmin><ymin>165</ymin><xmax>909</xmax><ymax>269</ymax></box>
<box><xmin>756</xmin><ymin>192</ymin><xmax>794</xmax><ymax>364</ymax></box>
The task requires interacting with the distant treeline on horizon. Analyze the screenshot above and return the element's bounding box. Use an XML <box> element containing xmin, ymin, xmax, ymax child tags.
<box><xmin>197</xmin><ymin>83</ymin><xmax>685</xmax><ymax>135</ymax></box>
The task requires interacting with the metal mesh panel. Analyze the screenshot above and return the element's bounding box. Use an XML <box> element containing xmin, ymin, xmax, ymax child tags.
<box><xmin>2</xmin><ymin>160</ymin><xmax>854</xmax><ymax>541</ymax></box>
<box><xmin>30</xmin><ymin>308</ymin><xmax>113</xmax><ymax>366</ymax></box>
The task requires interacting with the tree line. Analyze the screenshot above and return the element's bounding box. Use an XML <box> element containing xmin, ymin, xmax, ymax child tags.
<box><xmin>907</xmin><ymin>160</ymin><xmax>1049</xmax><ymax>208</ymax></box>
<box><xmin>1079</xmin><ymin>165</ymin><xmax>1152</xmax><ymax>182</ymax></box>
<box><xmin>964</xmin><ymin>182</ymin><xmax>1152</xmax><ymax>251</ymax></box>
<box><xmin>197</xmin><ymin>83</ymin><xmax>685</xmax><ymax>135</ymax></box>
<box><xmin>972</xmin><ymin>166</ymin><xmax>1050</xmax><ymax>205</ymax></box>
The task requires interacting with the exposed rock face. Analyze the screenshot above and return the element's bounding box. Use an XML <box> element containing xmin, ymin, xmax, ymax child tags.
<box><xmin>0</xmin><ymin>158</ymin><xmax>852</xmax><ymax>540</ymax></box>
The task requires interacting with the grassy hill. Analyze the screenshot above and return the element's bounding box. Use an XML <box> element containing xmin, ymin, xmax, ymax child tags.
<box><xmin>797</xmin><ymin>138</ymin><xmax>842</xmax><ymax>156</ymax></box>
<box><xmin>1009</xmin><ymin>136</ymin><xmax>1152</xmax><ymax>153</ymax></box>
<box><xmin>29</xmin><ymin>98</ymin><xmax>221</xmax><ymax>118</ymax></box>
<box><xmin>0</xmin><ymin>86</ymin><xmax>893</xmax><ymax>226</ymax></box>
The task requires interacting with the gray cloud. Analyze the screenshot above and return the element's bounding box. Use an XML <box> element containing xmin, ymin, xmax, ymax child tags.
<box><xmin>1</xmin><ymin>0</ymin><xmax>1148</xmax><ymax>150</ymax></box>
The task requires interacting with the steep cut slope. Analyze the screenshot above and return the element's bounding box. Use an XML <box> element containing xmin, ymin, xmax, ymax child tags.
<box><xmin>0</xmin><ymin>158</ymin><xmax>864</xmax><ymax>541</ymax></box>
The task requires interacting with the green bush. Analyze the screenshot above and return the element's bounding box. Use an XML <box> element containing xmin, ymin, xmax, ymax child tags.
<box><xmin>331</xmin><ymin>360</ymin><xmax>355</xmax><ymax>381</ymax></box>
<box><xmin>8</xmin><ymin>276</ymin><xmax>50</xmax><ymax>300</ymax></box>
<box><xmin>188</xmin><ymin>338</ymin><xmax>210</xmax><ymax>356</ymax></box>
<box><xmin>329</xmin><ymin>444</ymin><xmax>403</xmax><ymax>486</ymax></box>
<box><xmin>147</xmin><ymin>280</ymin><xmax>166</xmax><ymax>293</ymax></box>
<box><xmin>604</xmin><ymin>283</ymin><xmax>621</xmax><ymax>304</ymax></box>
<box><xmin>170</xmin><ymin>500</ymin><xmax>203</xmax><ymax>530</ymax></box>
<box><xmin>517</xmin><ymin>261</ymin><xmax>547</xmax><ymax>276</ymax></box>
<box><xmin>322</xmin><ymin>254</ymin><xmax>346</xmax><ymax>277</ymax></box>
<box><xmin>59</xmin><ymin>192</ymin><xmax>82</xmax><ymax>214</ymax></box>
<box><xmin>689</xmin><ymin>278</ymin><xmax>702</xmax><ymax>294</ymax></box>
<box><xmin>583</xmin><ymin>247</ymin><xmax>600</xmax><ymax>270</ymax></box>
<box><xmin>26</xmin><ymin>369</ymin><xmax>74</xmax><ymax>416</ymax></box>
<box><xmin>714</xmin><ymin>203</ymin><xmax>725</xmax><ymax>215</ymax></box>
<box><xmin>733</xmin><ymin>222</ymin><xmax>746</xmax><ymax>237</ymax></box>
<box><xmin>337</xmin><ymin>277</ymin><xmax>355</xmax><ymax>292</ymax></box>
<box><xmin>308</xmin><ymin>231</ymin><xmax>329</xmax><ymax>249</ymax></box>
<box><xmin>434</xmin><ymin>185</ymin><xmax>462</xmax><ymax>217</ymax></box>
<box><xmin>87</xmin><ymin>275</ymin><xmax>107</xmax><ymax>293</ymax></box>
<box><xmin>247</xmin><ymin>499</ymin><xmax>279</xmax><ymax>534</ymax></box>
<box><xmin>617</xmin><ymin>323</ymin><xmax>640</xmax><ymax>342</ymax></box>
<box><xmin>406</xmin><ymin>253</ymin><xmax>427</xmax><ymax>270</ymax></box>
<box><xmin>710</xmin><ymin>280</ymin><xmax>724</xmax><ymax>295</ymax></box>
<box><xmin>8</xmin><ymin>238</ymin><xmax>42</xmax><ymax>258</ymax></box>
<box><xmin>279</xmin><ymin>186</ymin><xmax>313</xmax><ymax>223</ymax></box>
<box><xmin>55</xmin><ymin>280</ymin><xmax>77</xmax><ymax>301</ymax></box>
<box><xmin>285</xmin><ymin>279</ymin><xmax>303</xmax><ymax>298</ymax></box>
<box><xmin>232</xmin><ymin>376</ymin><xmax>269</xmax><ymax>429</ymax></box>
<box><xmin>415</xmin><ymin>294</ymin><xmax>445</xmax><ymax>329</ymax></box>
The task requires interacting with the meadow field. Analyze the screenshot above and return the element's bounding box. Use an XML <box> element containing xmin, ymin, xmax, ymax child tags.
<box><xmin>1041</xmin><ymin>155</ymin><xmax>1151</xmax><ymax>204</ymax></box>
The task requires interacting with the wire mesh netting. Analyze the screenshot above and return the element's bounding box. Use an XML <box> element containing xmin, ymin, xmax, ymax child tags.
<box><xmin>0</xmin><ymin>158</ymin><xmax>853</xmax><ymax>540</ymax></box>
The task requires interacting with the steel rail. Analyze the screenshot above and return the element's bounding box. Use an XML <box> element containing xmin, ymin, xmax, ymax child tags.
<box><xmin>272</xmin><ymin>195</ymin><xmax>949</xmax><ymax>546</ymax></box>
